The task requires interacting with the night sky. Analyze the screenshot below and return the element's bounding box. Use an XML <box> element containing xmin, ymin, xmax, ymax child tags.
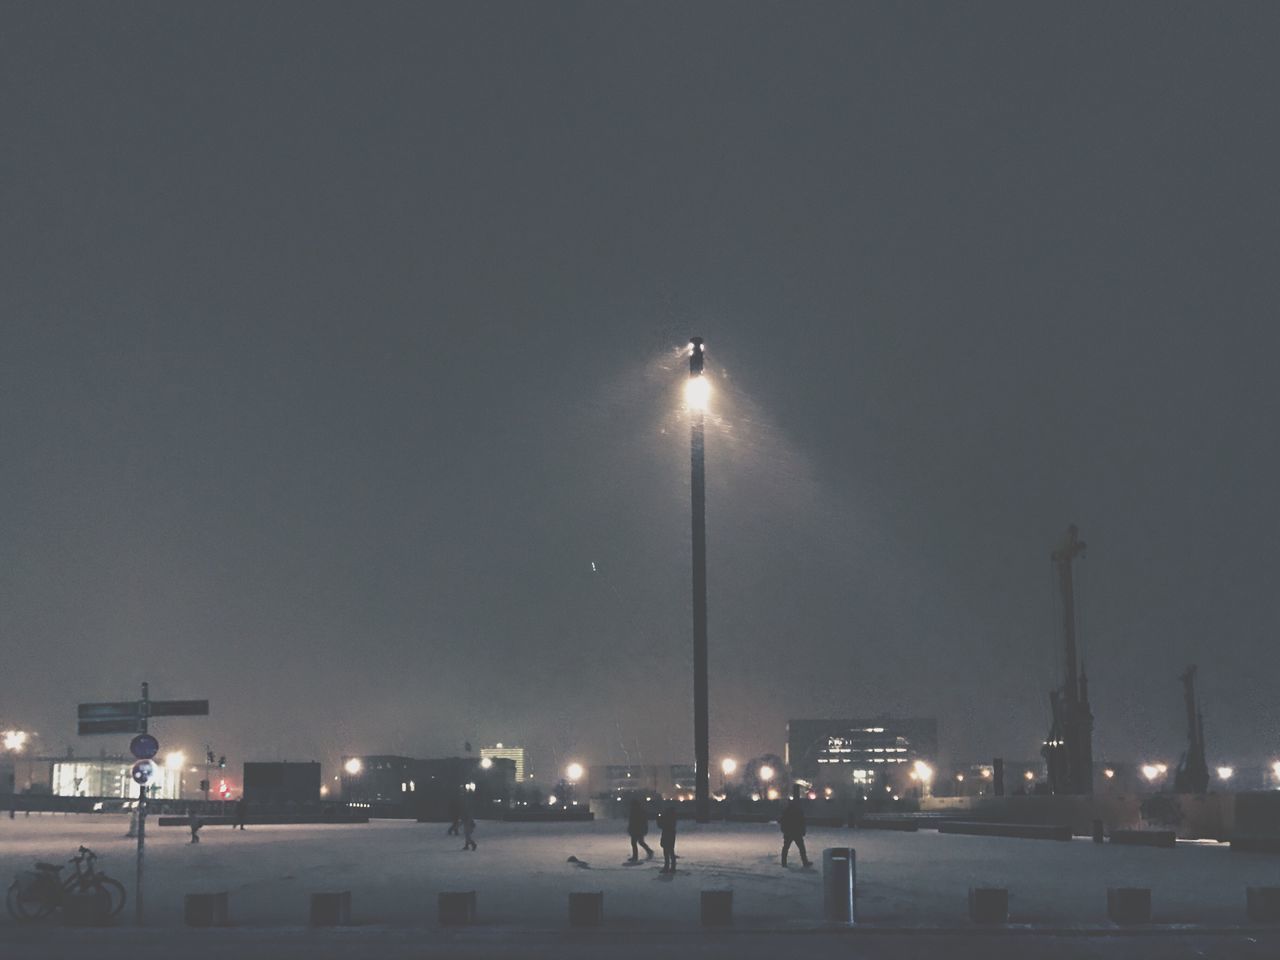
<box><xmin>3</xmin><ymin>2</ymin><xmax>1278</xmax><ymax>781</ymax></box>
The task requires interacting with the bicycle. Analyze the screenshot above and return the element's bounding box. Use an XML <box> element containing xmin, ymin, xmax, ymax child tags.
<box><xmin>6</xmin><ymin>846</ymin><xmax>127</xmax><ymax>921</ymax></box>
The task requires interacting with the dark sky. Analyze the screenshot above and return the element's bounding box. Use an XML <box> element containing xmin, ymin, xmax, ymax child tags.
<box><xmin>3</xmin><ymin>2</ymin><xmax>1278</xmax><ymax>781</ymax></box>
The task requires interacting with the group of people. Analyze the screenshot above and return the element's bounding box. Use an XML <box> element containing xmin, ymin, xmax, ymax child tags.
<box><xmin>626</xmin><ymin>786</ymin><xmax>812</xmax><ymax>872</ymax></box>
<box><xmin>446</xmin><ymin>796</ymin><xmax>477</xmax><ymax>850</ymax></box>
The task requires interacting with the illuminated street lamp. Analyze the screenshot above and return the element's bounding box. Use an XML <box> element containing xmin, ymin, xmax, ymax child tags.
<box><xmin>4</xmin><ymin>730</ymin><xmax>30</xmax><ymax>818</ymax></box>
<box><xmin>1216</xmin><ymin>766</ymin><xmax>1234</xmax><ymax>782</ymax></box>
<box><xmin>344</xmin><ymin>757</ymin><xmax>362</xmax><ymax>776</ymax></box>
<box><xmin>1141</xmin><ymin>764</ymin><xmax>1161</xmax><ymax>782</ymax></box>
<box><xmin>480</xmin><ymin>757</ymin><xmax>493</xmax><ymax>770</ymax></box>
<box><xmin>565</xmin><ymin>762</ymin><xmax>584</xmax><ymax>783</ymax></box>
<box><xmin>686</xmin><ymin>336</ymin><xmax>711</xmax><ymax>823</ymax></box>
<box><xmin>720</xmin><ymin>757</ymin><xmax>737</xmax><ymax>792</ymax></box>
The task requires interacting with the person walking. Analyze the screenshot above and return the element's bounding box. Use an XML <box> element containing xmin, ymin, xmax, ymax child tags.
<box><xmin>446</xmin><ymin>794</ymin><xmax>462</xmax><ymax>836</ymax></box>
<box><xmin>779</xmin><ymin>785</ymin><xmax>812</xmax><ymax>867</ymax></box>
<box><xmin>188</xmin><ymin>807</ymin><xmax>203</xmax><ymax>844</ymax></box>
<box><xmin>462</xmin><ymin>812</ymin><xmax>477</xmax><ymax>851</ymax></box>
<box><xmin>233</xmin><ymin>797</ymin><xmax>247</xmax><ymax>830</ymax></box>
<box><xmin>626</xmin><ymin>799</ymin><xmax>654</xmax><ymax>863</ymax></box>
<box><xmin>656</xmin><ymin>805</ymin><xmax>678</xmax><ymax>874</ymax></box>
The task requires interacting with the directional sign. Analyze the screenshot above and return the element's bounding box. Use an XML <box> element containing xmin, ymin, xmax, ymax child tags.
<box><xmin>78</xmin><ymin>718</ymin><xmax>142</xmax><ymax>736</ymax></box>
<box><xmin>149</xmin><ymin>699</ymin><xmax>209</xmax><ymax>718</ymax></box>
<box><xmin>130</xmin><ymin>734</ymin><xmax>160</xmax><ymax>760</ymax></box>
<box><xmin>78</xmin><ymin>701</ymin><xmax>138</xmax><ymax>720</ymax></box>
<box><xmin>131</xmin><ymin>760</ymin><xmax>156</xmax><ymax>785</ymax></box>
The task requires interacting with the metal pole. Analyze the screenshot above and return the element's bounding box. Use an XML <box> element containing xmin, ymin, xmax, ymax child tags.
<box><xmin>689</xmin><ymin>337</ymin><xmax>710</xmax><ymax>823</ymax></box>
<box><xmin>135</xmin><ymin>681</ymin><xmax>148</xmax><ymax>926</ymax></box>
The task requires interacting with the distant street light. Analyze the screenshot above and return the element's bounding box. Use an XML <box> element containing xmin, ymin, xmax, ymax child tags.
<box><xmin>344</xmin><ymin>758</ymin><xmax>362</xmax><ymax>776</ymax></box>
<box><xmin>686</xmin><ymin>336</ymin><xmax>711</xmax><ymax>824</ymax></box>
<box><xmin>1216</xmin><ymin>766</ymin><xmax>1234</xmax><ymax>782</ymax></box>
<box><xmin>721</xmin><ymin>758</ymin><xmax>737</xmax><ymax>776</ymax></box>
<box><xmin>759</xmin><ymin>765</ymin><xmax>775</xmax><ymax>784</ymax></box>
<box><xmin>565</xmin><ymin>762</ymin><xmax>584</xmax><ymax>783</ymax></box>
<box><xmin>165</xmin><ymin>751</ymin><xmax>185</xmax><ymax>770</ymax></box>
<box><xmin>1141</xmin><ymin>764</ymin><xmax>1160</xmax><ymax>782</ymax></box>
<box><xmin>480</xmin><ymin>757</ymin><xmax>493</xmax><ymax>770</ymax></box>
<box><xmin>2</xmin><ymin>730</ymin><xmax>28</xmax><ymax>753</ymax></box>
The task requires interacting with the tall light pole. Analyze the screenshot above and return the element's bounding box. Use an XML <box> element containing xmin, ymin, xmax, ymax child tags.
<box><xmin>687</xmin><ymin>336</ymin><xmax>711</xmax><ymax>822</ymax></box>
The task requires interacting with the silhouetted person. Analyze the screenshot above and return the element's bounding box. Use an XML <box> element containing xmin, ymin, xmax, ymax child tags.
<box><xmin>447</xmin><ymin>794</ymin><xmax>462</xmax><ymax>836</ymax></box>
<box><xmin>626</xmin><ymin>799</ymin><xmax>654</xmax><ymax>862</ymax></box>
<box><xmin>779</xmin><ymin>786</ymin><xmax>811</xmax><ymax>867</ymax></box>
<box><xmin>233</xmin><ymin>797</ymin><xmax>247</xmax><ymax>830</ymax></box>
<box><xmin>462</xmin><ymin>813</ymin><xmax>477</xmax><ymax>851</ymax></box>
<box><xmin>188</xmin><ymin>808</ymin><xmax>202</xmax><ymax>844</ymax></box>
<box><xmin>657</xmin><ymin>806</ymin><xmax>678</xmax><ymax>873</ymax></box>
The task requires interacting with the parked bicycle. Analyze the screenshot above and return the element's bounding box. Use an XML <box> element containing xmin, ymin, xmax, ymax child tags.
<box><xmin>6</xmin><ymin>846</ymin><xmax>126</xmax><ymax>920</ymax></box>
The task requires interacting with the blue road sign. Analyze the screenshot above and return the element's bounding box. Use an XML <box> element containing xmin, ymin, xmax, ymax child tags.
<box><xmin>130</xmin><ymin>734</ymin><xmax>159</xmax><ymax>760</ymax></box>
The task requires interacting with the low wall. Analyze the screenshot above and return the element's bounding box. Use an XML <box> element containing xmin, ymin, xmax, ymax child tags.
<box><xmin>920</xmin><ymin>793</ymin><xmax>1236</xmax><ymax>840</ymax></box>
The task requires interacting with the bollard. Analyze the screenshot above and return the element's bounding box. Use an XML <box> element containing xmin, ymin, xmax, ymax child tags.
<box><xmin>1247</xmin><ymin>887</ymin><xmax>1280</xmax><ymax>922</ymax></box>
<box><xmin>568</xmin><ymin>891</ymin><xmax>604</xmax><ymax>927</ymax></box>
<box><xmin>63</xmin><ymin>891</ymin><xmax>112</xmax><ymax>927</ymax></box>
<box><xmin>1092</xmin><ymin>819</ymin><xmax>1104</xmax><ymax>844</ymax></box>
<box><xmin>310</xmin><ymin>891</ymin><xmax>352</xmax><ymax>926</ymax></box>
<box><xmin>822</xmin><ymin>847</ymin><xmax>855</xmax><ymax>923</ymax></box>
<box><xmin>968</xmin><ymin>888</ymin><xmax>1009</xmax><ymax>924</ymax></box>
<box><xmin>701</xmin><ymin>889</ymin><xmax>733</xmax><ymax>926</ymax></box>
<box><xmin>437</xmin><ymin>891</ymin><xmax>477</xmax><ymax>926</ymax></box>
<box><xmin>1107</xmin><ymin>887</ymin><xmax>1151</xmax><ymax>924</ymax></box>
<box><xmin>184</xmin><ymin>892</ymin><xmax>230</xmax><ymax>927</ymax></box>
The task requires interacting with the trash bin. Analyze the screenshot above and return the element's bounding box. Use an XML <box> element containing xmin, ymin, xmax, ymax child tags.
<box><xmin>823</xmin><ymin>847</ymin><xmax>855</xmax><ymax>923</ymax></box>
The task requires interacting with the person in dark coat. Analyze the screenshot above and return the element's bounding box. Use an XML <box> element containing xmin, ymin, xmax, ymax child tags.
<box><xmin>656</xmin><ymin>806</ymin><xmax>678</xmax><ymax>874</ymax></box>
<box><xmin>188</xmin><ymin>807</ymin><xmax>203</xmax><ymax>844</ymax></box>
<box><xmin>462</xmin><ymin>812</ymin><xmax>477</xmax><ymax>851</ymax></box>
<box><xmin>233</xmin><ymin>797</ymin><xmax>247</xmax><ymax>830</ymax></box>
<box><xmin>779</xmin><ymin>785</ymin><xmax>812</xmax><ymax>867</ymax></box>
<box><xmin>626</xmin><ymin>799</ymin><xmax>654</xmax><ymax>862</ymax></box>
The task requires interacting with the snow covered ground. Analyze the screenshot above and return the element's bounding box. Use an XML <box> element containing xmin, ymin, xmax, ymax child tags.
<box><xmin>2</xmin><ymin>814</ymin><xmax>1279</xmax><ymax>957</ymax></box>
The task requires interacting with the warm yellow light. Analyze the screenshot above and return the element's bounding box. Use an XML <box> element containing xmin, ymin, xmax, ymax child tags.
<box><xmin>2</xmin><ymin>730</ymin><xmax>28</xmax><ymax>752</ymax></box>
<box><xmin>1273</xmin><ymin>761</ymin><xmax>1280</xmax><ymax>780</ymax></box>
<box><xmin>955</xmin><ymin>773</ymin><xmax>965</xmax><ymax>782</ymax></box>
<box><xmin>981</xmin><ymin>767</ymin><xmax>992</xmax><ymax>779</ymax></box>
<box><xmin>480</xmin><ymin>757</ymin><xmax>493</xmax><ymax>770</ymax></box>
<box><xmin>1104</xmin><ymin>768</ymin><xmax>1116</xmax><ymax>779</ymax></box>
<box><xmin>685</xmin><ymin>375</ymin><xmax>711</xmax><ymax>412</ymax></box>
<box><xmin>1155</xmin><ymin>763</ymin><xmax>1167</xmax><ymax>774</ymax></box>
<box><xmin>912</xmin><ymin>761</ymin><xmax>933</xmax><ymax>784</ymax></box>
<box><xmin>344</xmin><ymin>758</ymin><xmax>363</xmax><ymax>776</ymax></box>
<box><xmin>758</xmin><ymin>765</ymin><xmax>775</xmax><ymax>782</ymax></box>
<box><xmin>1024</xmin><ymin>770</ymin><xmax>1035</xmax><ymax>781</ymax></box>
<box><xmin>547</xmin><ymin>794</ymin><xmax>558</xmax><ymax>806</ymax></box>
<box><xmin>165</xmin><ymin>751</ymin><xmax>186</xmax><ymax>771</ymax></box>
<box><xmin>565</xmin><ymin>762</ymin><xmax>584</xmax><ymax>782</ymax></box>
<box><xmin>1216</xmin><ymin>766</ymin><xmax>1234</xmax><ymax>781</ymax></box>
<box><xmin>721</xmin><ymin>758</ymin><xmax>737</xmax><ymax>776</ymax></box>
<box><xmin>1141</xmin><ymin>764</ymin><xmax>1160</xmax><ymax>782</ymax></box>
<box><xmin>765</xmin><ymin>787</ymin><xmax>780</xmax><ymax>801</ymax></box>
<box><xmin>319</xmin><ymin>785</ymin><xmax>329</xmax><ymax>797</ymax></box>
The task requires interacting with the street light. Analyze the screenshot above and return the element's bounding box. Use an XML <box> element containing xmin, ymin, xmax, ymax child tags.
<box><xmin>687</xmin><ymin>336</ymin><xmax>711</xmax><ymax>823</ymax></box>
<box><xmin>344</xmin><ymin>758</ymin><xmax>362</xmax><ymax>776</ymax></box>
<box><xmin>565</xmin><ymin>762</ymin><xmax>584</xmax><ymax>783</ymax></box>
<box><xmin>480</xmin><ymin>757</ymin><xmax>493</xmax><ymax>770</ymax></box>
<box><xmin>759</xmin><ymin>765</ymin><xmax>775</xmax><ymax>784</ymax></box>
<box><xmin>1216</xmin><ymin>766</ymin><xmax>1234</xmax><ymax>782</ymax></box>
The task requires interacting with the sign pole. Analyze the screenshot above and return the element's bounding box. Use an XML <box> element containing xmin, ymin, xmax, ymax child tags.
<box><xmin>135</xmin><ymin>681</ymin><xmax>148</xmax><ymax>926</ymax></box>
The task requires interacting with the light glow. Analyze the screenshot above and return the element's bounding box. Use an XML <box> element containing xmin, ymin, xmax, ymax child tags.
<box><xmin>165</xmin><ymin>751</ymin><xmax>186</xmax><ymax>771</ymax></box>
<box><xmin>344</xmin><ymin>758</ymin><xmax>363</xmax><ymax>776</ymax></box>
<box><xmin>912</xmin><ymin>761</ymin><xmax>933</xmax><ymax>784</ymax></box>
<box><xmin>565</xmin><ymin>762</ymin><xmax>584</xmax><ymax>783</ymax></box>
<box><xmin>758</xmin><ymin>765</ymin><xmax>775</xmax><ymax>782</ymax></box>
<box><xmin>685</xmin><ymin>375</ymin><xmax>711</xmax><ymax>412</ymax></box>
<box><xmin>721</xmin><ymin>758</ymin><xmax>737</xmax><ymax>776</ymax></box>
<box><xmin>547</xmin><ymin>794</ymin><xmax>558</xmax><ymax>806</ymax></box>
<box><xmin>480</xmin><ymin>757</ymin><xmax>493</xmax><ymax>769</ymax></box>
<box><xmin>2</xmin><ymin>730</ymin><xmax>28</xmax><ymax>752</ymax></box>
<box><xmin>1104</xmin><ymin>768</ymin><xmax>1115</xmax><ymax>779</ymax></box>
<box><xmin>1141</xmin><ymin>764</ymin><xmax>1160</xmax><ymax>782</ymax></box>
<box><xmin>1216</xmin><ymin>766</ymin><xmax>1234</xmax><ymax>781</ymax></box>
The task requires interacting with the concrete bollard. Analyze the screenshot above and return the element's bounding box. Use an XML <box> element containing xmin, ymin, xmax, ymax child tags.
<box><xmin>701</xmin><ymin>889</ymin><xmax>733</xmax><ymax>926</ymax></box>
<box><xmin>822</xmin><ymin>848</ymin><xmax>856</xmax><ymax>923</ymax></box>
<box><xmin>437</xmin><ymin>891</ymin><xmax>477</xmax><ymax>926</ymax></box>
<box><xmin>568</xmin><ymin>891</ymin><xmax>604</xmax><ymax>927</ymax></box>
<box><xmin>62</xmin><ymin>891</ymin><xmax>111</xmax><ymax>926</ymax></box>
<box><xmin>1247</xmin><ymin>887</ymin><xmax>1280</xmax><ymax>922</ymax></box>
<box><xmin>1107</xmin><ymin>887</ymin><xmax>1151</xmax><ymax>924</ymax></box>
<box><xmin>968</xmin><ymin>888</ymin><xmax>1009</xmax><ymax>924</ymax></box>
<box><xmin>309</xmin><ymin>891</ymin><xmax>352</xmax><ymax>926</ymax></box>
<box><xmin>184</xmin><ymin>892</ymin><xmax>230</xmax><ymax>927</ymax></box>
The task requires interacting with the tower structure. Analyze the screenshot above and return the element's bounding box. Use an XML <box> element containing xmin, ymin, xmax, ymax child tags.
<box><xmin>1042</xmin><ymin>524</ymin><xmax>1094</xmax><ymax>795</ymax></box>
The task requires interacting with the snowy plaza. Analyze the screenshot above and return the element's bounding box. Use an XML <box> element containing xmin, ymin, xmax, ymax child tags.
<box><xmin>4</xmin><ymin>814</ymin><xmax>1280</xmax><ymax>957</ymax></box>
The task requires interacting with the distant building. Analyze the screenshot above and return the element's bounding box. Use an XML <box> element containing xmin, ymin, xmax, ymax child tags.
<box><xmin>480</xmin><ymin>744</ymin><xmax>529</xmax><ymax>782</ymax></box>
<box><xmin>787</xmin><ymin>718</ymin><xmax>939</xmax><ymax>794</ymax></box>
<box><xmin>340</xmin><ymin>753</ymin><xmax>515</xmax><ymax>818</ymax></box>
<box><xmin>340</xmin><ymin>755</ymin><xmax>421</xmax><ymax>811</ymax></box>
<box><xmin>51</xmin><ymin>755</ymin><xmax>181</xmax><ymax>800</ymax></box>
<box><xmin>243</xmin><ymin>762</ymin><xmax>320</xmax><ymax>806</ymax></box>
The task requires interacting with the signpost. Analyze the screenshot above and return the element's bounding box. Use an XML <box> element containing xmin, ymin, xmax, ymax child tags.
<box><xmin>77</xmin><ymin>682</ymin><xmax>209</xmax><ymax>925</ymax></box>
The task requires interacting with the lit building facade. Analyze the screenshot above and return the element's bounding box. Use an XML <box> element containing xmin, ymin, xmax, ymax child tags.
<box><xmin>480</xmin><ymin>744</ymin><xmax>528</xmax><ymax>782</ymax></box>
<box><xmin>51</xmin><ymin>756</ymin><xmax>181</xmax><ymax>800</ymax></box>
<box><xmin>588</xmin><ymin>763</ymin><xmax>697</xmax><ymax>801</ymax></box>
<box><xmin>787</xmin><ymin>718</ymin><xmax>939</xmax><ymax>794</ymax></box>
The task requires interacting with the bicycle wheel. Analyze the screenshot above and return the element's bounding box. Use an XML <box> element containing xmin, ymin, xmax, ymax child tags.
<box><xmin>6</xmin><ymin>880</ymin><xmax>54</xmax><ymax>921</ymax></box>
<box><xmin>95</xmin><ymin>876</ymin><xmax>127</xmax><ymax>917</ymax></box>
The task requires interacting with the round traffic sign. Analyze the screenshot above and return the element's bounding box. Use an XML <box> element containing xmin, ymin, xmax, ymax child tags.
<box><xmin>131</xmin><ymin>759</ymin><xmax>156</xmax><ymax>785</ymax></box>
<box><xmin>130</xmin><ymin>733</ymin><xmax>159</xmax><ymax>760</ymax></box>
